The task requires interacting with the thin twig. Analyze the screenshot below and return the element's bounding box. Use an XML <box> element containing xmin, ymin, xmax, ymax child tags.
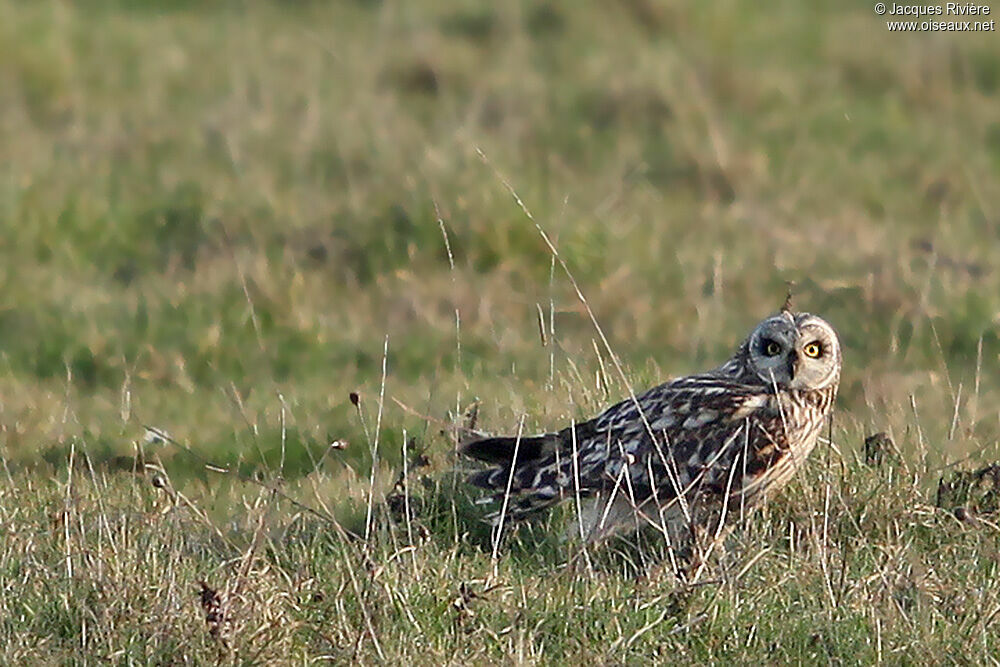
<box><xmin>364</xmin><ymin>335</ymin><xmax>390</xmax><ymax>542</ymax></box>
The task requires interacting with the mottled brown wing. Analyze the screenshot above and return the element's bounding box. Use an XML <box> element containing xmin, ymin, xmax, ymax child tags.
<box><xmin>466</xmin><ymin>375</ymin><xmax>785</xmax><ymax>523</ymax></box>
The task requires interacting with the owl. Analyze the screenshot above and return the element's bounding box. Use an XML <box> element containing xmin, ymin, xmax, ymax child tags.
<box><xmin>462</xmin><ymin>308</ymin><xmax>841</xmax><ymax>557</ymax></box>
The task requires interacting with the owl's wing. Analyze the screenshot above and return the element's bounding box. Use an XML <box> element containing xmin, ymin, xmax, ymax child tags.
<box><xmin>582</xmin><ymin>377</ymin><xmax>781</xmax><ymax>503</ymax></box>
<box><xmin>464</xmin><ymin>375</ymin><xmax>781</xmax><ymax>523</ymax></box>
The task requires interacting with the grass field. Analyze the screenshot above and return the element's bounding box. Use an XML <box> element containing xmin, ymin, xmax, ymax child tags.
<box><xmin>2</xmin><ymin>0</ymin><xmax>1000</xmax><ymax>662</ymax></box>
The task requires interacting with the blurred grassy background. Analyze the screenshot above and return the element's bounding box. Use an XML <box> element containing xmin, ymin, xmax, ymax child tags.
<box><xmin>3</xmin><ymin>0</ymin><xmax>1000</xmax><ymax>662</ymax></box>
<box><xmin>1</xmin><ymin>0</ymin><xmax>998</xmax><ymax>479</ymax></box>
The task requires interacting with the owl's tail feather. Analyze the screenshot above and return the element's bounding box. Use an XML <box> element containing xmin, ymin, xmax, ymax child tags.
<box><xmin>461</xmin><ymin>433</ymin><xmax>560</xmax><ymax>466</ymax></box>
<box><xmin>462</xmin><ymin>432</ymin><xmax>567</xmax><ymax>520</ymax></box>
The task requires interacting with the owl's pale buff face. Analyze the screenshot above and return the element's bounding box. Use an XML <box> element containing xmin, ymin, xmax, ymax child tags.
<box><xmin>745</xmin><ymin>312</ymin><xmax>841</xmax><ymax>391</ymax></box>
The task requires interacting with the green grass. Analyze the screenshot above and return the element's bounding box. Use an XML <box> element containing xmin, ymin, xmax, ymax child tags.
<box><xmin>1</xmin><ymin>0</ymin><xmax>999</xmax><ymax>662</ymax></box>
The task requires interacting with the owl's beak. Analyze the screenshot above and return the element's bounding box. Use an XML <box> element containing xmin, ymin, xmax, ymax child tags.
<box><xmin>787</xmin><ymin>351</ymin><xmax>800</xmax><ymax>381</ymax></box>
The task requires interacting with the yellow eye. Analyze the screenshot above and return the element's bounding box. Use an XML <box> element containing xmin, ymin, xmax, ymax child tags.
<box><xmin>803</xmin><ymin>342</ymin><xmax>822</xmax><ymax>358</ymax></box>
<box><xmin>764</xmin><ymin>341</ymin><xmax>781</xmax><ymax>356</ymax></box>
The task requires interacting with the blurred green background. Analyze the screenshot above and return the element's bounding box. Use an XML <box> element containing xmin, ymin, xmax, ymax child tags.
<box><xmin>1</xmin><ymin>0</ymin><xmax>998</xmax><ymax>483</ymax></box>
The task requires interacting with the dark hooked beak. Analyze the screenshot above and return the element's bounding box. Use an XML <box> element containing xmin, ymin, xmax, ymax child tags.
<box><xmin>787</xmin><ymin>350</ymin><xmax>800</xmax><ymax>381</ymax></box>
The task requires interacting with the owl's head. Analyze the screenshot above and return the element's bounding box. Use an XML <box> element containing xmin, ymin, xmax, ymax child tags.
<box><xmin>743</xmin><ymin>311</ymin><xmax>841</xmax><ymax>391</ymax></box>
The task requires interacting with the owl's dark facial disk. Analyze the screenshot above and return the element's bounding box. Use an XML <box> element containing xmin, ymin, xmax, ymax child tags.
<box><xmin>748</xmin><ymin>312</ymin><xmax>841</xmax><ymax>391</ymax></box>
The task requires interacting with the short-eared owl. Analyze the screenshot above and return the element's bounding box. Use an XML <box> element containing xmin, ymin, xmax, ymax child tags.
<box><xmin>462</xmin><ymin>308</ymin><xmax>841</xmax><ymax>551</ymax></box>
